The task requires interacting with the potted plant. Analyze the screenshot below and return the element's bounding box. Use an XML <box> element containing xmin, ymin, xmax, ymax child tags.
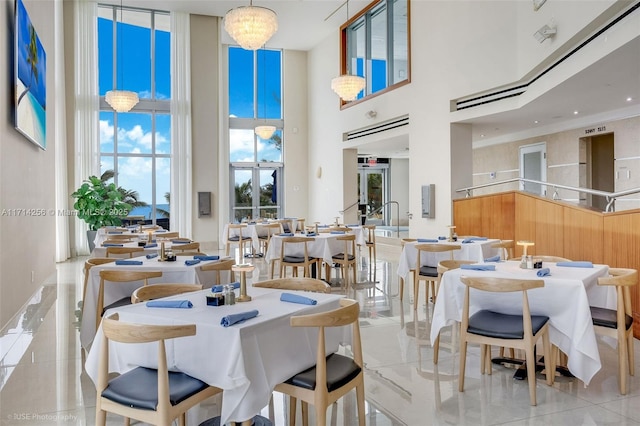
<box><xmin>71</xmin><ymin>175</ymin><xmax>132</xmax><ymax>252</ymax></box>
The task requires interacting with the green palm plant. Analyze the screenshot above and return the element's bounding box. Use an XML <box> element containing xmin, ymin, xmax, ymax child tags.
<box><xmin>100</xmin><ymin>170</ymin><xmax>147</xmax><ymax>208</ymax></box>
<box><xmin>156</xmin><ymin>192</ymin><xmax>170</xmax><ymax>218</ymax></box>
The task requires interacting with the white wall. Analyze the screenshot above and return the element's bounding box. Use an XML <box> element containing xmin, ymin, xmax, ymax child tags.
<box><xmin>1</xmin><ymin>0</ymin><xmax>57</xmax><ymax>326</ymax></box>
<box><xmin>390</xmin><ymin>158</ymin><xmax>409</xmax><ymax>226</ymax></box>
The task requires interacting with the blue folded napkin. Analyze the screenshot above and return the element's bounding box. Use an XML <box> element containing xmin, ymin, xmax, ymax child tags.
<box><xmin>347</xmin><ymin>224</ymin><xmax>360</xmax><ymax>227</ymax></box>
<box><xmin>438</xmin><ymin>236</ymin><xmax>447</xmax><ymax>240</ymax></box>
<box><xmin>115</xmin><ymin>260</ymin><xmax>143</xmax><ymax>265</ymax></box>
<box><xmin>185</xmin><ymin>259</ymin><xmax>201</xmax><ymax>266</ymax></box>
<box><xmin>279</xmin><ymin>232</ymin><xmax>294</xmax><ymax>236</ymax></box>
<box><xmin>305</xmin><ymin>232</ymin><xmax>317</xmax><ymax>237</ymax></box>
<box><xmin>484</xmin><ymin>255</ymin><xmax>501</xmax><ymax>262</ymax></box>
<box><xmin>145</xmin><ymin>243</ymin><xmax>158</xmax><ymax>248</ymax></box>
<box><xmin>108</xmin><ymin>231</ymin><xmax>123</xmax><ymax>234</ymax></box>
<box><xmin>537</xmin><ymin>268</ymin><xmax>551</xmax><ymax>277</ymax></box>
<box><xmin>220</xmin><ymin>310</ymin><xmax>259</xmax><ymax>327</ymax></box>
<box><xmin>460</xmin><ymin>264</ymin><xmax>496</xmax><ymax>271</ymax></box>
<box><xmin>146</xmin><ymin>253</ymin><xmax>158</xmax><ymax>259</ymax></box>
<box><xmin>211</xmin><ymin>282</ymin><xmax>241</xmax><ymax>293</ymax></box>
<box><xmin>103</xmin><ymin>243</ymin><xmax>124</xmax><ymax>247</ymax></box>
<box><xmin>280</xmin><ymin>292</ymin><xmax>317</xmax><ymax>305</ymax></box>
<box><xmin>556</xmin><ymin>261</ymin><xmax>593</xmax><ymax>268</ymax></box>
<box><xmin>194</xmin><ymin>255</ymin><xmax>220</xmax><ymax>261</ymax></box>
<box><xmin>417</xmin><ymin>238</ymin><xmax>438</xmax><ymax>243</ymax></box>
<box><xmin>146</xmin><ymin>300</ymin><xmax>193</xmax><ymax>308</ymax></box>
<box><xmin>330</xmin><ymin>230</ymin><xmax>346</xmax><ymax>234</ymax></box>
<box><xmin>461</xmin><ymin>237</ymin><xmax>488</xmax><ymax>243</ymax></box>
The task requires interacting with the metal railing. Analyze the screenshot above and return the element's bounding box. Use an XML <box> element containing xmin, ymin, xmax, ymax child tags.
<box><xmin>456</xmin><ymin>178</ymin><xmax>640</xmax><ymax>212</ymax></box>
<box><xmin>365</xmin><ymin>201</ymin><xmax>401</xmax><ymax>237</ymax></box>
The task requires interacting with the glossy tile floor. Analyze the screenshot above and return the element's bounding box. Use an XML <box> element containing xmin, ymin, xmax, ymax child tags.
<box><xmin>2</xmin><ymin>241</ymin><xmax>640</xmax><ymax>425</ymax></box>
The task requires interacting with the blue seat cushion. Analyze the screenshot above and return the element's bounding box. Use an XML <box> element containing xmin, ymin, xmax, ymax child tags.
<box><xmin>101</xmin><ymin>367</ymin><xmax>210</xmax><ymax>411</ymax></box>
<box><xmin>102</xmin><ymin>297</ymin><xmax>131</xmax><ymax>315</ymax></box>
<box><xmin>227</xmin><ymin>236</ymin><xmax>244</xmax><ymax>242</ymax></box>
<box><xmin>283</xmin><ymin>256</ymin><xmax>316</xmax><ymax>263</ymax></box>
<box><xmin>418</xmin><ymin>266</ymin><xmax>438</xmax><ymax>277</ymax></box>
<box><xmin>468</xmin><ymin>310</ymin><xmax>549</xmax><ymax>339</ymax></box>
<box><xmin>590</xmin><ymin>306</ymin><xmax>633</xmax><ymax>330</ymax></box>
<box><xmin>332</xmin><ymin>253</ymin><xmax>355</xmax><ymax>261</ymax></box>
<box><xmin>284</xmin><ymin>353</ymin><xmax>361</xmax><ymax>392</ymax></box>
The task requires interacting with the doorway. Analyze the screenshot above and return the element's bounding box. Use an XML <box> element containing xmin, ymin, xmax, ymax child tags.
<box><xmin>358</xmin><ymin>160</ymin><xmax>389</xmax><ymax>225</ymax></box>
<box><xmin>230</xmin><ymin>165</ymin><xmax>282</xmax><ymax>222</ymax></box>
<box><xmin>586</xmin><ymin>133</ymin><xmax>614</xmax><ymax>211</ymax></box>
<box><xmin>519</xmin><ymin>142</ymin><xmax>547</xmax><ymax>196</ymax></box>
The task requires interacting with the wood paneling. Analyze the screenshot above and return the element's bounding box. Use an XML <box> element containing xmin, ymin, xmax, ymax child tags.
<box><xmin>454</xmin><ymin>190</ymin><xmax>640</xmax><ymax>338</ymax></box>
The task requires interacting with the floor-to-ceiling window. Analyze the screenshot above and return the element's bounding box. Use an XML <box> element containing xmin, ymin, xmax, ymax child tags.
<box><xmin>97</xmin><ymin>5</ymin><xmax>171</xmax><ymax>226</ymax></box>
<box><xmin>228</xmin><ymin>47</ymin><xmax>284</xmax><ymax>222</ymax></box>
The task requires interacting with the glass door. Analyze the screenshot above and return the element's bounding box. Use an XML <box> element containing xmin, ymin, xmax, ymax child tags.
<box><xmin>230</xmin><ymin>165</ymin><xmax>282</xmax><ymax>222</ymax></box>
<box><xmin>358</xmin><ymin>165</ymin><xmax>388</xmax><ymax>225</ymax></box>
<box><xmin>519</xmin><ymin>143</ymin><xmax>547</xmax><ymax>196</ymax></box>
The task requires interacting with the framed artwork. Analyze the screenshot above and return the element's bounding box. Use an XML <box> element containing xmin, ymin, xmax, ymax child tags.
<box><xmin>15</xmin><ymin>0</ymin><xmax>47</xmax><ymax>150</ymax></box>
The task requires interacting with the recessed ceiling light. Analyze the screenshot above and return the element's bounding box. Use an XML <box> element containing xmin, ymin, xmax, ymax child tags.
<box><xmin>573</xmin><ymin>111</ymin><xmax>579</xmax><ymax>115</ymax></box>
<box><xmin>627</xmin><ymin>97</ymin><xmax>633</xmax><ymax>102</ymax></box>
<box><xmin>480</xmin><ymin>134</ymin><xmax>485</xmax><ymax>138</ymax></box>
<box><xmin>534</xmin><ymin>120</ymin><xmax>539</xmax><ymax>124</ymax></box>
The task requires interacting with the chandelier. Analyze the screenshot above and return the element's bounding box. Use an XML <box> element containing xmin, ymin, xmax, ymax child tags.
<box><xmin>105</xmin><ymin>0</ymin><xmax>139</xmax><ymax>112</ymax></box>
<box><xmin>224</xmin><ymin>1</ymin><xmax>278</xmax><ymax>50</ymax></box>
<box><xmin>255</xmin><ymin>125</ymin><xmax>276</xmax><ymax>139</ymax></box>
<box><xmin>331</xmin><ymin>75</ymin><xmax>366</xmax><ymax>102</ymax></box>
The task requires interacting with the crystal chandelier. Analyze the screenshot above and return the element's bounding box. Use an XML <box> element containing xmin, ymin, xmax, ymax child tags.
<box><xmin>331</xmin><ymin>75</ymin><xmax>366</xmax><ymax>102</ymax></box>
<box><xmin>224</xmin><ymin>1</ymin><xmax>278</xmax><ymax>51</ymax></box>
<box><xmin>255</xmin><ymin>125</ymin><xmax>276</xmax><ymax>139</ymax></box>
<box><xmin>105</xmin><ymin>0</ymin><xmax>139</xmax><ymax>113</ymax></box>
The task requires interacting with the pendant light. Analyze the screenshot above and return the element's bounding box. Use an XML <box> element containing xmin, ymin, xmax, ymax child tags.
<box><xmin>224</xmin><ymin>0</ymin><xmax>278</xmax><ymax>51</ymax></box>
<box><xmin>331</xmin><ymin>0</ymin><xmax>365</xmax><ymax>102</ymax></box>
<box><xmin>255</xmin><ymin>49</ymin><xmax>276</xmax><ymax>140</ymax></box>
<box><xmin>105</xmin><ymin>0</ymin><xmax>139</xmax><ymax>112</ymax></box>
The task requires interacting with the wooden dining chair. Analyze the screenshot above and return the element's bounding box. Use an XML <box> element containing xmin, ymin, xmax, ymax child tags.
<box><xmin>324</xmin><ymin>234</ymin><xmax>357</xmax><ymax>293</ymax></box>
<box><xmin>590</xmin><ymin>267</ymin><xmax>638</xmax><ymax>394</ymax></box>
<box><xmin>199</xmin><ymin>259</ymin><xmax>236</xmax><ymax>286</ymax></box>
<box><xmin>158</xmin><ymin>231</ymin><xmax>180</xmax><ymax>239</ymax></box>
<box><xmin>105</xmin><ymin>246</ymin><xmax>144</xmax><ymax>258</ymax></box>
<box><xmin>95</xmin><ymin>270</ymin><xmax>163</xmax><ymax>330</ymax></box>
<box><xmin>102</xmin><ymin>234</ymin><xmax>136</xmax><ymax>242</ymax></box>
<box><xmin>413</xmin><ymin>244</ymin><xmax>461</xmax><ymax>310</ymax></box>
<box><xmin>171</xmin><ymin>242</ymin><xmax>201</xmax><ymax>253</ymax></box>
<box><xmin>82</xmin><ymin>258</ymin><xmax>116</xmax><ymax>304</ymax></box>
<box><xmin>458</xmin><ymin>276</ymin><xmax>554</xmax><ymax>406</ymax></box>
<box><xmin>131</xmin><ymin>283</ymin><xmax>203</xmax><ymax>304</ymax></box>
<box><xmin>363</xmin><ymin>224</ymin><xmax>377</xmax><ymax>281</ymax></box>
<box><xmin>225</xmin><ymin>223</ymin><xmax>251</xmax><ymax>258</ymax></box>
<box><xmin>253</xmin><ymin>277</ymin><xmax>331</xmax><ymax>293</ymax></box>
<box><xmin>95</xmin><ymin>313</ymin><xmax>222</xmax><ymax>426</ymax></box>
<box><xmin>258</xmin><ymin>223</ymin><xmax>282</xmax><ymax>255</ymax></box>
<box><xmin>432</xmin><ymin>259</ymin><xmax>475</xmax><ymax>364</ymax></box>
<box><xmin>491</xmin><ymin>240</ymin><xmax>515</xmax><ymax>260</ymax></box>
<box><xmin>398</xmin><ymin>238</ymin><xmax>417</xmax><ymax>302</ymax></box>
<box><xmin>279</xmin><ymin>236</ymin><xmax>320</xmax><ymax>279</ymax></box>
<box><xmin>274</xmin><ymin>298</ymin><xmax>365</xmax><ymax>426</ymax></box>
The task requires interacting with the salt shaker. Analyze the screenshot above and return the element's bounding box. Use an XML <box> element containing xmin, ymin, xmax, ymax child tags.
<box><xmin>227</xmin><ymin>285</ymin><xmax>236</xmax><ymax>305</ymax></box>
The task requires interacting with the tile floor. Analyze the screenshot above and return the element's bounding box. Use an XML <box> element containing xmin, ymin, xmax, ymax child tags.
<box><xmin>1</xmin><ymin>242</ymin><xmax>640</xmax><ymax>425</ymax></box>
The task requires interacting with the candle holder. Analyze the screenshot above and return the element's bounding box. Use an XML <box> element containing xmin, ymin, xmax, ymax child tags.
<box><xmin>447</xmin><ymin>225</ymin><xmax>456</xmax><ymax>242</ymax></box>
<box><xmin>232</xmin><ymin>263</ymin><xmax>255</xmax><ymax>302</ymax></box>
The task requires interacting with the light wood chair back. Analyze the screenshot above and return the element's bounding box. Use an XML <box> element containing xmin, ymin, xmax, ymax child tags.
<box><xmin>279</xmin><ymin>237</ymin><xmax>319</xmax><ymax>279</ymax></box>
<box><xmin>200</xmin><ymin>259</ymin><xmax>237</xmax><ymax>286</ymax></box>
<box><xmin>591</xmin><ymin>268</ymin><xmax>638</xmax><ymax>394</ymax></box>
<box><xmin>363</xmin><ymin>224</ymin><xmax>377</xmax><ymax>281</ymax></box>
<box><xmin>277</xmin><ymin>219</ymin><xmax>294</xmax><ymax>233</ymax></box>
<box><xmin>325</xmin><ymin>234</ymin><xmax>357</xmax><ymax>293</ymax></box>
<box><xmin>398</xmin><ymin>239</ymin><xmax>417</xmax><ymax>302</ymax></box>
<box><xmin>225</xmin><ymin>223</ymin><xmax>251</xmax><ymax>258</ymax></box>
<box><xmin>158</xmin><ymin>231</ymin><xmax>180</xmax><ymax>239</ymax></box>
<box><xmin>459</xmin><ymin>276</ymin><xmax>553</xmax><ymax>405</ymax></box>
<box><xmin>131</xmin><ymin>284</ymin><xmax>203</xmax><ymax>304</ymax></box>
<box><xmin>171</xmin><ymin>242</ymin><xmax>201</xmax><ymax>253</ymax></box>
<box><xmin>296</xmin><ymin>218</ymin><xmax>306</xmax><ymax>232</ymax></box>
<box><xmin>105</xmin><ymin>246</ymin><xmax>144</xmax><ymax>258</ymax></box>
<box><xmin>253</xmin><ymin>277</ymin><xmax>331</xmax><ymax>293</ymax></box>
<box><xmin>491</xmin><ymin>240</ymin><xmax>515</xmax><ymax>260</ymax></box>
<box><xmin>413</xmin><ymin>244</ymin><xmax>461</xmax><ymax>310</ymax></box>
<box><xmin>274</xmin><ymin>299</ymin><xmax>365</xmax><ymax>426</ymax></box>
<box><xmin>82</xmin><ymin>258</ymin><xmax>116</xmax><ymax>303</ymax></box>
<box><xmin>103</xmin><ymin>234</ymin><xmax>136</xmax><ymax>242</ymax></box>
<box><xmin>95</xmin><ymin>313</ymin><xmax>221</xmax><ymax>426</ymax></box>
<box><xmin>96</xmin><ymin>270</ymin><xmax>163</xmax><ymax>330</ymax></box>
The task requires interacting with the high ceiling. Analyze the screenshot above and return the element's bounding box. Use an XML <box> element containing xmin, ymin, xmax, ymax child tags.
<box><xmin>110</xmin><ymin>1</ymin><xmax>640</xmax><ymax>159</ymax></box>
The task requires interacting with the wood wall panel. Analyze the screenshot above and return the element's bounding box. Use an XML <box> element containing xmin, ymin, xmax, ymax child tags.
<box><xmin>514</xmin><ymin>194</ymin><xmax>536</xmax><ymax>258</ymax></box>
<box><xmin>453</xmin><ymin>197</ymin><xmax>482</xmax><ymax>237</ymax></box>
<box><xmin>453</xmin><ymin>192</ymin><xmax>515</xmax><ymax>239</ymax></box>
<box><xmin>534</xmin><ymin>199</ymin><xmax>564</xmax><ymax>257</ymax></box>
<box><xmin>564</xmin><ymin>207</ymin><xmax>604</xmax><ymax>263</ymax></box>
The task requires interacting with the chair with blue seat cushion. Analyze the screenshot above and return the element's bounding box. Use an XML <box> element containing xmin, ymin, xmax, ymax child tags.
<box><xmin>279</xmin><ymin>236</ymin><xmax>321</xmax><ymax>279</ymax></box>
<box><xmin>95</xmin><ymin>313</ymin><xmax>222</xmax><ymax>426</ymax></box>
<box><xmin>458</xmin><ymin>276</ymin><xmax>554</xmax><ymax>406</ymax></box>
<box><xmin>413</xmin><ymin>244</ymin><xmax>461</xmax><ymax>310</ymax></box>
<box><xmin>590</xmin><ymin>268</ymin><xmax>638</xmax><ymax>395</ymax></box>
<box><xmin>325</xmin><ymin>234</ymin><xmax>357</xmax><ymax>294</ymax></box>
<box><xmin>274</xmin><ymin>298</ymin><xmax>365</xmax><ymax>426</ymax></box>
<box><xmin>225</xmin><ymin>223</ymin><xmax>251</xmax><ymax>258</ymax></box>
<box><xmin>96</xmin><ymin>270</ymin><xmax>163</xmax><ymax>330</ymax></box>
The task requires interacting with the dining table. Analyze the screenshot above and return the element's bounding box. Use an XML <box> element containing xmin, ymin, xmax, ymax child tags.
<box><xmin>429</xmin><ymin>260</ymin><xmax>617</xmax><ymax>385</ymax></box>
<box><xmin>80</xmin><ymin>255</ymin><xmax>242</xmax><ymax>350</ymax></box>
<box><xmin>91</xmin><ymin>240</ymin><xmax>190</xmax><ymax>258</ymax></box>
<box><xmin>84</xmin><ymin>287</ymin><xmax>346</xmax><ymax>425</ymax></box>
<box><xmin>396</xmin><ymin>238</ymin><xmax>501</xmax><ymax>281</ymax></box>
<box><xmin>93</xmin><ymin>226</ymin><xmax>172</xmax><ymax>247</ymax></box>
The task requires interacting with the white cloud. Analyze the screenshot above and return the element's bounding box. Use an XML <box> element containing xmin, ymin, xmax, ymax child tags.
<box><xmin>99</xmin><ymin>120</ymin><xmax>114</xmax><ymax>145</ymax></box>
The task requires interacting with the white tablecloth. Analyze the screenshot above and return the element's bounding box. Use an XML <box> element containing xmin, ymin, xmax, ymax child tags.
<box><xmin>91</xmin><ymin>240</ymin><xmax>187</xmax><ymax>258</ymax></box>
<box><xmin>430</xmin><ymin>261</ymin><xmax>616</xmax><ymax>385</ymax></box>
<box><xmin>94</xmin><ymin>226</ymin><xmax>172</xmax><ymax>247</ymax></box>
<box><xmin>265</xmin><ymin>233</ymin><xmax>346</xmax><ymax>265</ymax></box>
<box><xmin>80</xmin><ymin>255</ymin><xmax>236</xmax><ymax>350</ymax></box>
<box><xmin>397</xmin><ymin>239</ymin><xmax>500</xmax><ymax>280</ymax></box>
<box><xmin>85</xmin><ymin>288</ymin><xmax>345</xmax><ymax>425</ymax></box>
<box><xmin>222</xmin><ymin>222</ymin><xmax>284</xmax><ymax>253</ymax></box>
